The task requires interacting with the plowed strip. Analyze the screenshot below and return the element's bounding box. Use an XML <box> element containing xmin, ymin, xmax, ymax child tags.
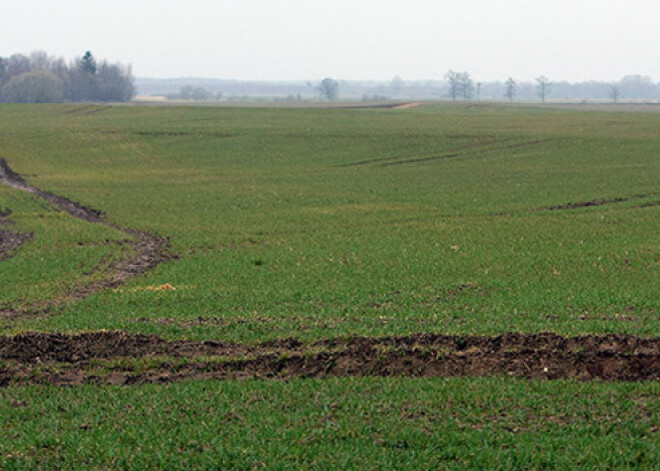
<box><xmin>2</xmin><ymin>331</ymin><xmax>660</xmax><ymax>386</ymax></box>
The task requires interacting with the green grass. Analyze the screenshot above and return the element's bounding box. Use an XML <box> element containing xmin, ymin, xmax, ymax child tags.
<box><xmin>0</xmin><ymin>103</ymin><xmax>658</xmax><ymax>339</ymax></box>
<box><xmin>0</xmin><ymin>102</ymin><xmax>659</xmax><ymax>468</ymax></box>
<box><xmin>1</xmin><ymin>377</ymin><xmax>660</xmax><ymax>469</ymax></box>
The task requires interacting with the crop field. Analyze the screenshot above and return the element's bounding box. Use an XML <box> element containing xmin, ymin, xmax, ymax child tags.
<box><xmin>0</xmin><ymin>102</ymin><xmax>659</xmax><ymax>468</ymax></box>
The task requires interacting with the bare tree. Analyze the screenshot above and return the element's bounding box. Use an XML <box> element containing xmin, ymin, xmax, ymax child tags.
<box><xmin>609</xmin><ymin>82</ymin><xmax>620</xmax><ymax>103</ymax></box>
<box><xmin>317</xmin><ymin>77</ymin><xmax>339</xmax><ymax>100</ymax></box>
<box><xmin>536</xmin><ymin>76</ymin><xmax>550</xmax><ymax>103</ymax></box>
<box><xmin>5</xmin><ymin>54</ymin><xmax>31</xmax><ymax>79</ymax></box>
<box><xmin>445</xmin><ymin>70</ymin><xmax>461</xmax><ymax>100</ymax></box>
<box><xmin>459</xmin><ymin>72</ymin><xmax>474</xmax><ymax>99</ymax></box>
<box><xmin>446</xmin><ymin>70</ymin><xmax>474</xmax><ymax>100</ymax></box>
<box><xmin>389</xmin><ymin>76</ymin><xmax>404</xmax><ymax>96</ymax></box>
<box><xmin>1</xmin><ymin>70</ymin><xmax>64</xmax><ymax>103</ymax></box>
<box><xmin>504</xmin><ymin>77</ymin><xmax>517</xmax><ymax>102</ymax></box>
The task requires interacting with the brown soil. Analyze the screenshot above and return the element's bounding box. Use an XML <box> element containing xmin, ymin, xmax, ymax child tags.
<box><xmin>0</xmin><ymin>225</ymin><xmax>32</xmax><ymax>262</ymax></box>
<box><xmin>338</xmin><ymin>103</ymin><xmax>412</xmax><ymax>109</ymax></box>
<box><xmin>3</xmin><ymin>331</ymin><xmax>660</xmax><ymax>386</ymax></box>
<box><xmin>391</xmin><ymin>102</ymin><xmax>423</xmax><ymax>109</ymax></box>
<box><xmin>0</xmin><ymin>158</ymin><xmax>173</xmax><ymax>317</ymax></box>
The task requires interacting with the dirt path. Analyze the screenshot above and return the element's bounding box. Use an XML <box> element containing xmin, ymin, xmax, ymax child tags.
<box><xmin>0</xmin><ymin>158</ymin><xmax>173</xmax><ymax>317</ymax></box>
<box><xmin>391</xmin><ymin>102</ymin><xmax>423</xmax><ymax>109</ymax></box>
<box><xmin>2</xmin><ymin>331</ymin><xmax>660</xmax><ymax>386</ymax></box>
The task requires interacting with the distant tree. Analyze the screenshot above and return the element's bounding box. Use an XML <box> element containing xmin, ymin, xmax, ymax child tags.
<box><xmin>476</xmin><ymin>82</ymin><xmax>482</xmax><ymax>100</ymax></box>
<box><xmin>446</xmin><ymin>70</ymin><xmax>474</xmax><ymax>100</ymax></box>
<box><xmin>390</xmin><ymin>76</ymin><xmax>404</xmax><ymax>96</ymax></box>
<box><xmin>504</xmin><ymin>77</ymin><xmax>517</xmax><ymax>102</ymax></box>
<box><xmin>95</xmin><ymin>61</ymin><xmax>135</xmax><ymax>101</ymax></box>
<box><xmin>609</xmin><ymin>82</ymin><xmax>620</xmax><ymax>103</ymax></box>
<box><xmin>5</xmin><ymin>54</ymin><xmax>31</xmax><ymax>79</ymax></box>
<box><xmin>29</xmin><ymin>51</ymin><xmax>53</xmax><ymax>71</ymax></box>
<box><xmin>0</xmin><ymin>58</ymin><xmax>6</xmax><ymax>89</ymax></box>
<box><xmin>460</xmin><ymin>73</ymin><xmax>474</xmax><ymax>99</ymax></box>
<box><xmin>317</xmin><ymin>77</ymin><xmax>339</xmax><ymax>100</ymax></box>
<box><xmin>80</xmin><ymin>51</ymin><xmax>97</xmax><ymax>75</ymax></box>
<box><xmin>191</xmin><ymin>87</ymin><xmax>212</xmax><ymax>101</ymax></box>
<box><xmin>67</xmin><ymin>51</ymin><xmax>100</xmax><ymax>101</ymax></box>
<box><xmin>536</xmin><ymin>76</ymin><xmax>550</xmax><ymax>103</ymax></box>
<box><xmin>178</xmin><ymin>86</ymin><xmax>194</xmax><ymax>100</ymax></box>
<box><xmin>1</xmin><ymin>70</ymin><xmax>64</xmax><ymax>103</ymax></box>
<box><xmin>619</xmin><ymin>75</ymin><xmax>657</xmax><ymax>99</ymax></box>
<box><xmin>446</xmin><ymin>70</ymin><xmax>460</xmax><ymax>100</ymax></box>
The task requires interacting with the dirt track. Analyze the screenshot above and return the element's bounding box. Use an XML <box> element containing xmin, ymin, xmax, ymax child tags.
<box><xmin>2</xmin><ymin>331</ymin><xmax>660</xmax><ymax>386</ymax></box>
<box><xmin>0</xmin><ymin>158</ymin><xmax>173</xmax><ymax>316</ymax></box>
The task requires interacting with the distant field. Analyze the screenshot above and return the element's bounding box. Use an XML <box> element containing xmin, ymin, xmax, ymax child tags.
<box><xmin>0</xmin><ymin>102</ymin><xmax>659</xmax><ymax>468</ymax></box>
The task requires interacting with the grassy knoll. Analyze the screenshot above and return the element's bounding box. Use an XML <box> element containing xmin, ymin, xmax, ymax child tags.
<box><xmin>0</xmin><ymin>102</ymin><xmax>659</xmax><ymax>468</ymax></box>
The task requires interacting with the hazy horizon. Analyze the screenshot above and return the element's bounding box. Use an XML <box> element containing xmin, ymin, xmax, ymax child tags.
<box><xmin>2</xmin><ymin>0</ymin><xmax>660</xmax><ymax>83</ymax></box>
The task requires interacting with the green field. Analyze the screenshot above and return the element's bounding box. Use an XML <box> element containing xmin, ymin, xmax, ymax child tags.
<box><xmin>1</xmin><ymin>102</ymin><xmax>659</xmax><ymax>468</ymax></box>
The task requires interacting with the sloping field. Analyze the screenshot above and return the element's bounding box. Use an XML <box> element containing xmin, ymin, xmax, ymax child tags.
<box><xmin>0</xmin><ymin>103</ymin><xmax>659</xmax><ymax>468</ymax></box>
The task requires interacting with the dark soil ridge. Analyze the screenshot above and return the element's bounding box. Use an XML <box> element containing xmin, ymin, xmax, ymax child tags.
<box><xmin>0</xmin><ymin>158</ymin><xmax>173</xmax><ymax>316</ymax></box>
<box><xmin>3</xmin><ymin>331</ymin><xmax>660</xmax><ymax>385</ymax></box>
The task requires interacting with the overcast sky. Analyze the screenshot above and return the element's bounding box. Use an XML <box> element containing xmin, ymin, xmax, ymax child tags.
<box><xmin>2</xmin><ymin>0</ymin><xmax>659</xmax><ymax>82</ymax></box>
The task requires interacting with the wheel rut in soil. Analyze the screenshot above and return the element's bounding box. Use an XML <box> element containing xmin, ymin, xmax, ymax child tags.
<box><xmin>2</xmin><ymin>331</ymin><xmax>660</xmax><ymax>386</ymax></box>
<box><xmin>0</xmin><ymin>158</ymin><xmax>173</xmax><ymax>317</ymax></box>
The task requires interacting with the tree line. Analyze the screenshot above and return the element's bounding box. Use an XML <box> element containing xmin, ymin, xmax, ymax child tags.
<box><xmin>0</xmin><ymin>51</ymin><xmax>134</xmax><ymax>103</ymax></box>
<box><xmin>445</xmin><ymin>71</ymin><xmax>657</xmax><ymax>103</ymax></box>
<box><xmin>306</xmin><ymin>73</ymin><xmax>660</xmax><ymax>103</ymax></box>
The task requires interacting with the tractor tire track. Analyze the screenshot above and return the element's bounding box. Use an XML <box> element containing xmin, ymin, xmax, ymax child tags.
<box><xmin>0</xmin><ymin>158</ymin><xmax>173</xmax><ymax>317</ymax></box>
<box><xmin>2</xmin><ymin>331</ymin><xmax>660</xmax><ymax>386</ymax></box>
<box><xmin>381</xmin><ymin>139</ymin><xmax>553</xmax><ymax>167</ymax></box>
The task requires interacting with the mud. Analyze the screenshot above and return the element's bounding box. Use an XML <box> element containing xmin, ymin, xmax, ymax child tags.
<box><xmin>3</xmin><ymin>331</ymin><xmax>660</xmax><ymax>386</ymax></box>
<box><xmin>0</xmin><ymin>228</ymin><xmax>32</xmax><ymax>262</ymax></box>
<box><xmin>0</xmin><ymin>158</ymin><xmax>173</xmax><ymax>316</ymax></box>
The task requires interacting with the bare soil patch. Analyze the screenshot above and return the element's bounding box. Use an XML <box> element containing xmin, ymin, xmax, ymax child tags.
<box><xmin>3</xmin><ymin>331</ymin><xmax>660</xmax><ymax>386</ymax></box>
<box><xmin>391</xmin><ymin>102</ymin><xmax>423</xmax><ymax>109</ymax></box>
<box><xmin>0</xmin><ymin>228</ymin><xmax>32</xmax><ymax>262</ymax></box>
<box><xmin>0</xmin><ymin>158</ymin><xmax>174</xmax><ymax>317</ymax></box>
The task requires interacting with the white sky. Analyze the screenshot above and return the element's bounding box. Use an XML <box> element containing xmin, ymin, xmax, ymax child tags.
<box><xmin>1</xmin><ymin>0</ymin><xmax>659</xmax><ymax>82</ymax></box>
